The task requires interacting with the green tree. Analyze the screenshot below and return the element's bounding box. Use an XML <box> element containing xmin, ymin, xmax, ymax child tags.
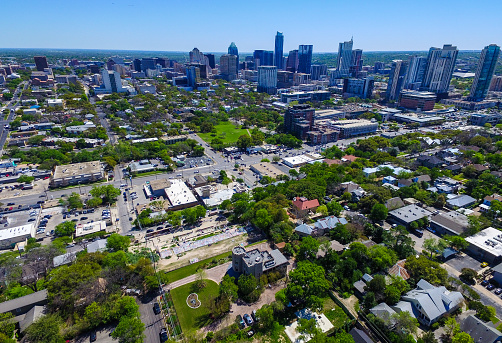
<box><xmin>111</xmin><ymin>316</ymin><xmax>145</xmax><ymax>343</ymax></box>
<box><xmin>298</xmin><ymin>236</ymin><xmax>320</xmax><ymax>261</ymax></box>
<box><xmin>87</xmin><ymin>197</ymin><xmax>103</xmax><ymax>208</ymax></box>
<box><xmin>238</xmin><ymin>273</ymin><xmax>259</xmax><ymax>301</ymax></box>
<box><xmin>107</xmin><ymin>233</ymin><xmax>130</xmax><ymax>252</ymax></box>
<box><xmin>90</xmin><ymin>184</ymin><xmax>121</xmax><ymax>204</ymax></box>
<box><xmin>236</xmin><ymin>134</ymin><xmax>252</xmax><ymax>149</ymax></box>
<box><xmin>286</xmin><ymin>261</ymin><xmax>330</xmax><ymax>311</ymax></box>
<box><xmin>444</xmin><ymin>316</ymin><xmax>460</xmax><ymax>338</ymax></box>
<box><xmin>54</xmin><ymin>221</ymin><xmax>76</xmax><ymax>237</ymax></box>
<box><xmin>84</xmin><ymin>302</ymin><xmax>105</xmax><ymax>328</ymax></box>
<box><xmin>67</xmin><ymin>192</ymin><xmax>83</xmax><ymax>209</ymax></box>
<box><xmin>0</xmin><ymin>313</ymin><xmax>15</xmax><ymax>339</ymax></box>
<box><xmin>219</xmin><ymin>275</ymin><xmax>238</xmax><ymax>301</ymax></box>
<box><xmin>444</xmin><ymin>235</ymin><xmax>469</xmax><ymax>251</ymax></box>
<box><xmin>405</xmin><ymin>255</ymin><xmax>448</xmax><ymax>285</ymax></box>
<box><xmin>255</xmin><ymin>304</ymin><xmax>275</xmax><ymax>331</ymax></box>
<box><xmin>272</xmin><ymin>155</ymin><xmax>281</xmax><ymax>163</ymax></box>
<box><xmin>391</xmin><ymin>311</ymin><xmax>419</xmax><ymax>337</ymax></box>
<box><xmin>370</xmin><ymin>203</ymin><xmax>388</xmax><ymax>221</ymax></box>
<box><xmin>316</xmin><ymin>205</ymin><xmax>328</xmax><ymax>216</ymax></box>
<box><xmin>25</xmin><ymin>314</ymin><xmax>65</xmax><ymax>343</ymax></box>
<box><xmin>452</xmin><ymin>332</ymin><xmax>474</xmax><ymax>343</ymax></box>
<box><xmin>17</xmin><ymin>175</ymin><xmax>35</xmax><ymax>184</ymax></box>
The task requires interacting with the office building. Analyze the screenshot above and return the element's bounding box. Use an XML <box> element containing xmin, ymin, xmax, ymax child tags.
<box><xmin>232</xmin><ymin>246</ymin><xmax>288</xmax><ymax>279</ymax></box>
<box><xmin>188</xmin><ymin>62</ymin><xmax>207</xmax><ymax>79</ymax></box>
<box><xmin>490</xmin><ymin>76</ymin><xmax>502</xmax><ymax>91</ymax></box>
<box><xmin>204</xmin><ymin>53</ymin><xmax>215</xmax><ymax>69</ymax></box>
<box><xmin>298</xmin><ymin>45</ymin><xmax>313</xmax><ymax>74</ymax></box>
<box><xmin>186</xmin><ymin>66</ymin><xmax>201</xmax><ymax>87</ymax></box>
<box><xmin>155</xmin><ymin>57</ymin><xmax>168</xmax><ymax>68</ymax></box>
<box><xmin>284</xmin><ymin>104</ymin><xmax>315</xmax><ymax>139</ymax></box>
<box><xmin>189</xmin><ymin>48</ymin><xmax>205</xmax><ymax>64</ymax></box>
<box><xmin>386</xmin><ymin>60</ymin><xmax>408</xmax><ymax>101</ymax></box>
<box><xmin>50</xmin><ymin>161</ymin><xmax>104</xmax><ymax>188</ymax></box>
<box><xmin>133</xmin><ymin>59</ymin><xmax>142</xmax><ymax>72</ymax></box>
<box><xmin>277</xmin><ymin>71</ymin><xmax>294</xmax><ymax>88</ymax></box>
<box><xmin>34</xmin><ymin>56</ymin><xmax>48</xmax><ymax>72</ymax></box>
<box><xmin>374</xmin><ymin>62</ymin><xmax>385</xmax><ymax>74</ymax></box>
<box><xmin>337</xmin><ymin>39</ymin><xmax>353</xmax><ymax>77</ymax></box>
<box><xmin>326</xmin><ymin>119</ymin><xmax>378</xmax><ymax>138</ymax></box>
<box><xmin>404</xmin><ymin>56</ymin><xmax>427</xmax><ymax>90</ymax></box>
<box><xmin>466</xmin><ymin>227</ymin><xmax>502</xmax><ymax>264</ymax></box>
<box><xmin>275</xmin><ymin>31</ymin><xmax>284</xmax><ymax>69</ymax></box>
<box><xmin>310</xmin><ymin>64</ymin><xmax>328</xmax><ymax>81</ymax></box>
<box><xmin>398</xmin><ymin>90</ymin><xmax>436</xmax><ymax>111</ymax></box>
<box><xmin>469</xmin><ymin>113</ymin><xmax>502</xmax><ymax>126</ymax></box>
<box><xmin>391</xmin><ymin>112</ymin><xmax>444</xmax><ymax>126</ymax></box>
<box><xmin>286</xmin><ymin>49</ymin><xmax>299</xmax><ymax>72</ymax></box>
<box><xmin>101</xmin><ymin>69</ymin><xmax>125</xmax><ymax>93</ymax></box>
<box><xmin>421</xmin><ymin>44</ymin><xmax>458</xmax><ymax>98</ymax></box>
<box><xmin>253</xmin><ymin>50</ymin><xmax>274</xmax><ymax>67</ymax></box>
<box><xmin>343</xmin><ymin>77</ymin><xmax>374</xmax><ymax>99</ymax></box>
<box><xmin>219</xmin><ymin>54</ymin><xmax>238</xmax><ymax>81</ymax></box>
<box><xmin>469</xmin><ymin>44</ymin><xmax>500</xmax><ymax>101</ymax></box>
<box><xmin>350</xmin><ymin>49</ymin><xmax>363</xmax><ymax>76</ymax></box>
<box><xmin>228</xmin><ymin>42</ymin><xmax>239</xmax><ymax>74</ymax></box>
<box><xmin>257</xmin><ymin>66</ymin><xmax>277</xmax><ymax>95</ymax></box>
<box><xmin>141</xmin><ymin>58</ymin><xmax>155</xmax><ymax>73</ymax></box>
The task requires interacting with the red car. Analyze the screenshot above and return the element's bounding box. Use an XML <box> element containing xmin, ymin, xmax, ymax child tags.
<box><xmin>8</xmin><ymin>207</ymin><xmax>12</xmax><ymax>211</ymax></box>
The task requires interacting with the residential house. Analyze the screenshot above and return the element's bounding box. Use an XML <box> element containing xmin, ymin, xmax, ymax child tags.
<box><xmin>336</xmin><ymin>181</ymin><xmax>362</xmax><ymax>196</ymax></box>
<box><xmin>446</xmin><ymin>195</ymin><xmax>476</xmax><ymax>209</ymax></box>
<box><xmin>385</xmin><ymin>197</ymin><xmax>405</xmax><ymax>211</ymax></box>
<box><xmin>354</xmin><ymin>273</ymin><xmax>373</xmax><ymax>297</ymax></box>
<box><xmin>349</xmin><ymin>328</ymin><xmax>374</xmax><ymax>343</ymax></box>
<box><xmin>445</xmin><ymin>164</ymin><xmax>462</xmax><ymax>174</ymax></box>
<box><xmin>412</xmin><ymin>175</ymin><xmax>431</xmax><ymax>184</ymax></box>
<box><xmin>397</xmin><ymin>179</ymin><xmax>413</xmax><ymax>188</ymax></box>
<box><xmin>398</xmin><ymin>279</ymin><xmax>464</xmax><ymax>326</ymax></box>
<box><xmin>460</xmin><ymin>315</ymin><xmax>502</xmax><ymax>343</ymax></box>
<box><xmin>472</xmin><ymin>164</ymin><xmax>489</xmax><ymax>173</ymax></box>
<box><xmin>387</xmin><ymin>259</ymin><xmax>410</xmax><ymax>280</ymax></box>
<box><xmin>291</xmin><ymin>197</ymin><xmax>319</xmax><ymax>218</ymax></box>
<box><xmin>430</xmin><ymin>211</ymin><xmax>469</xmax><ymax>236</ymax></box>
<box><xmin>351</xmin><ymin>188</ymin><xmax>367</xmax><ymax>202</ymax></box>
<box><xmin>0</xmin><ymin>290</ymin><xmax>48</xmax><ymax>317</ymax></box>
<box><xmin>232</xmin><ymin>246</ymin><xmax>288</xmax><ymax>279</ymax></box>
<box><xmin>370</xmin><ymin>303</ymin><xmax>396</xmax><ymax>322</ymax></box>
<box><xmin>382</xmin><ymin>176</ymin><xmax>397</xmax><ymax>185</ymax></box>
<box><xmin>316</xmin><ymin>240</ymin><xmax>345</xmax><ymax>257</ymax></box>
<box><xmin>483</xmin><ymin>194</ymin><xmax>502</xmax><ymax>207</ymax></box>
<box><xmin>416</xmin><ymin>155</ymin><xmax>444</xmax><ymax>168</ymax></box>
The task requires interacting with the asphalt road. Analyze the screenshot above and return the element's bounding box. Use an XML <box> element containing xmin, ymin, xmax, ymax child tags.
<box><xmin>0</xmin><ymin>82</ymin><xmax>28</xmax><ymax>155</ymax></box>
<box><xmin>137</xmin><ymin>294</ymin><xmax>165</xmax><ymax>343</ymax></box>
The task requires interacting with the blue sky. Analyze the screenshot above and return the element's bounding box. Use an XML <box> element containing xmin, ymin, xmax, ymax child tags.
<box><xmin>2</xmin><ymin>0</ymin><xmax>501</xmax><ymax>52</ymax></box>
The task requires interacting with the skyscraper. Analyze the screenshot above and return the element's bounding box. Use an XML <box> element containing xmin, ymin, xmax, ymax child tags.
<box><xmin>469</xmin><ymin>44</ymin><xmax>500</xmax><ymax>101</ymax></box>
<box><xmin>189</xmin><ymin>48</ymin><xmax>205</xmax><ymax>64</ymax></box>
<box><xmin>404</xmin><ymin>56</ymin><xmax>427</xmax><ymax>90</ymax></box>
<box><xmin>253</xmin><ymin>50</ymin><xmax>274</xmax><ymax>67</ymax></box>
<box><xmin>141</xmin><ymin>58</ymin><xmax>156</xmax><ymax>73</ymax></box>
<box><xmin>228</xmin><ymin>42</ymin><xmax>239</xmax><ymax>74</ymax></box>
<box><xmin>386</xmin><ymin>60</ymin><xmax>408</xmax><ymax>101</ymax></box>
<box><xmin>286</xmin><ymin>50</ymin><xmax>299</xmax><ymax>73</ymax></box>
<box><xmin>34</xmin><ymin>56</ymin><xmax>48</xmax><ymax>71</ymax></box>
<box><xmin>133</xmin><ymin>59</ymin><xmax>142</xmax><ymax>72</ymax></box>
<box><xmin>337</xmin><ymin>39</ymin><xmax>353</xmax><ymax>77</ymax></box>
<box><xmin>204</xmin><ymin>54</ymin><xmax>216</xmax><ymax>69</ymax></box>
<box><xmin>351</xmin><ymin>49</ymin><xmax>363</xmax><ymax>76</ymax></box>
<box><xmin>274</xmin><ymin>32</ymin><xmax>284</xmax><ymax>70</ymax></box>
<box><xmin>298</xmin><ymin>45</ymin><xmax>313</xmax><ymax>74</ymax></box>
<box><xmin>219</xmin><ymin>54</ymin><xmax>238</xmax><ymax>81</ymax></box>
<box><xmin>257</xmin><ymin>66</ymin><xmax>278</xmax><ymax>95</ymax></box>
<box><xmin>186</xmin><ymin>66</ymin><xmax>201</xmax><ymax>87</ymax></box>
<box><xmin>310</xmin><ymin>65</ymin><xmax>328</xmax><ymax>81</ymax></box>
<box><xmin>101</xmin><ymin>69</ymin><xmax>125</xmax><ymax>93</ymax></box>
<box><xmin>421</xmin><ymin>44</ymin><xmax>458</xmax><ymax>97</ymax></box>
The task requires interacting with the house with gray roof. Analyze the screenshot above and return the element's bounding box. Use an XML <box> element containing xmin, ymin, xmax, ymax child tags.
<box><xmin>400</xmin><ymin>279</ymin><xmax>464</xmax><ymax>326</ymax></box>
<box><xmin>447</xmin><ymin>195</ymin><xmax>476</xmax><ymax>209</ymax></box>
<box><xmin>430</xmin><ymin>211</ymin><xmax>469</xmax><ymax>236</ymax></box>
<box><xmin>232</xmin><ymin>246</ymin><xmax>288</xmax><ymax>279</ymax></box>
<box><xmin>87</xmin><ymin>239</ymin><xmax>108</xmax><ymax>253</ymax></box>
<box><xmin>370</xmin><ymin>303</ymin><xmax>396</xmax><ymax>322</ymax></box>
<box><xmin>460</xmin><ymin>314</ymin><xmax>502</xmax><ymax>343</ymax></box>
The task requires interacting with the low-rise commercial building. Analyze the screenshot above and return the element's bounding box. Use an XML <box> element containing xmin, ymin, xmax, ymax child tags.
<box><xmin>469</xmin><ymin>113</ymin><xmax>502</xmax><ymax>126</ymax></box>
<box><xmin>388</xmin><ymin>204</ymin><xmax>432</xmax><ymax>228</ymax></box>
<box><xmin>466</xmin><ymin>227</ymin><xmax>502</xmax><ymax>264</ymax></box>
<box><xmin>232</xmin><ymin>246</ymin><xmax>288</xmax><ymax>279</ymax></box>
<box><xmin>50</xmin><ymin>161</ymin><xmax>104</xmax><ymax>188</ymax></box>
<box><xmin>324</xmin><ymin>119</ymin><xmax>378</xmax><ymax>138</ymax></box>
<box><xmin>75</xmin><ymin>221</ymin><xmax>107</xmax><ymax>237</ymax></box>
<box><xmin>0</xmin><ymin>224</ymin><xmax>35</xmax><ymax>249</ymax></box>
<box><xmin>391</xmin><ymin>113</ymin><xmax>444</xmax><ymax>127</ymax></box>
<box><xmin>250</xmin><ymin>162</ymin><xmax>286</xmax><ymax>179</ymax></box>
<box><xmin>398</xmin><ymin>90</ymin><xmax>436</xmax><ymax>111</ymax></box>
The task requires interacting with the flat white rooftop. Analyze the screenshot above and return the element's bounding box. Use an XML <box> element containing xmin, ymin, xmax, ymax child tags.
<box><xmin>165</xmin><ymin>179</ymin><xmax>198</xmax><ymax>207</ymax></box>
<box><xmin>466</xmin><ymin>227</ymin><xmax>502</xmax><ymax>258</ymax></box>
<box><xmin>75</xmin><ymin>221</ymin><xmax>106</xmax><ymax>237</ymax></box>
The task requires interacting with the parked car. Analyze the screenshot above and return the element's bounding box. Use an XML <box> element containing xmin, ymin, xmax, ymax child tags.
<box><xmin>243</xmin><ymin>313</ymin><xmax>253</xmax><ymax>326</ymax></box>
<box><xmin>6</xmin><ymin>202</ymin><xmax>14</xmax><ymax>206</ymax></box>
<box><xmin>236</xmin><ymin>315</ymin><xmax>245</xmax><ymax>329</ymax></box>
<box><xmin>251</xmin><ymin>310</ymin><xmax>259</xmax><ymax>322</ymax></box>
<box><xmin>481</xmin><ymin>262</ymin><xmax>489</xmax><ymax>268</ymax></box>
<box><xmin>146</xmin><ymin>229</ymin><xmax>154</xmax><ymax>233</ymax></box>
<box><xmin>247</xmin><ymin>330</ymin><xmax>255</xmax><ymax>337</ymax></box>
<box><xmin>481</xmin><ymin>279</ymin><xmax>490</xmax><ymax>286</ymax></box>
<box><xmin>90</xmin><ymin>331</ymin><xmax>97</xmax><ymax>342</ymax></box>
<box><xmin>495</xmin><ymin>288</ymin><xmax>502</xmax><ymax>295</ymax></box>
<box><xmin>81</xmin><ymin>217</ymin><xmax>88</xmax><ymax>220</ymax></box>
<box><xmin>487</xmin><ymin>284</ymin><xmax>496</xmax><ymax>291</ymax></box>
<box><xmin>159</xmin><ymin>328</ymin><xmax>168</xmax><ymax>342</ymax></box>
<box><xmin>153</xmin><ymin>302</ymin><xmax>161</xmax><ymax>315</ymax></box>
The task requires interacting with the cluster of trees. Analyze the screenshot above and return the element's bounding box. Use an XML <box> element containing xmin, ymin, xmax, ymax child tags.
<box><xmin>134</xmin><ymin>205</ymin><xmax>206</xmax><ymax>228</ymax></box>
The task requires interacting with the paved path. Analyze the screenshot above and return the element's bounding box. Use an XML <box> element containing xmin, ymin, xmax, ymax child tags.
<box><xmin>165</xmin><ymin>261</ymin><xmax>232</xmax><ymax>290</ymax></box>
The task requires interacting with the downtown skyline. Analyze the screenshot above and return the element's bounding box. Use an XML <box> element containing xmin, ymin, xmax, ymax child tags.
<box><xmin>1</xmin><ymin>0</ymin><xmax>501</xmax><ymax>52</ymax></box>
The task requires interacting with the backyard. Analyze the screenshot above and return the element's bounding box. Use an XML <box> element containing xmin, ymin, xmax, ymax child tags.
<box><xmin>170</xmin><ymin>279</ymin><xmax>220</xmax><ymax>334</ymax></box>
<box><xmin>198</xmin><ymin>121</ymin><xmax>250</xmax><ymax>144</ymax></box>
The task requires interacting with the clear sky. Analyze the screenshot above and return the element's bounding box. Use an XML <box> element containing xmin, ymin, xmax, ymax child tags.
<box><xmin>2</xmin><ymin>0</ymin><xmax>501</xmax><ymax>53</ymax></box>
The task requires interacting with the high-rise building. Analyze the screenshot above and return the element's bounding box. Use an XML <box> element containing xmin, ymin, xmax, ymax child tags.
<box><xmin>386</xmin><ymin>60</ymin><xmax>408</xmax><ymax>101</ymax></box>
<box><xmin>404</xmin><ymin>56</ymin><xmax>427</xmax><ymax>90</ymax></box>
<box><xmin>284</xmin><ymin>104</ymin><xmax>315</xmax><ymax>139</ymax></box>
<box><xmin>133</xmin><ymin>59</ymin><xmax>142</xmax><ymax>72</ymax></box>
<box><xmin>228</xmin><ymin>42</ymin><xmax>239</xmax><ymax>74</ymax></box>
<box><xmin>257</xmin><ymin>66</ymin><xmax>278</xmax><ymax>95</ymax></box>
<box><xmin>286</xmin><ymin>50</ymin><xmax>299</xmax><ymax>73</ymax></box>
<box><xmin>337</xmin><ymin>39</ymin><xmax>353</xmax><ymax>77</ymax></box>
<box><xmin>219</xmin><ymin>54</ymin><xmax>238</xmax><ymax>81</ymax></box>
<box><xmin>490</xmin><ymin>76</ymin><xmax>502</xmax><ymax>92</ymax></box>
<box><xmin>189</xmin><ymin>48</ymin><xmax>205</xmax><ymax>64</ymax></box>
<box><xmin>155</xmin><ymin>57</ymin><xmax>168</xmax><ymax>68</ymax></box>
<box><xmin>274</xmin><ymin>32</ymin><xmax>284</xmax><ymax>70</ymax></box>
<box><xmin>343</xmin><ymin>77</ymin><xmax>374</xmax><ymax>99</ymax></box>
<box><xmin>253</xmin><ymin>50</ymin><xmax>274</xmax><ymax>67</ymax></box>
<box><xmin>421</xmin><ymin>44</ymin><xmax>458</xmax><ymax>98</ymax></box>
<box><xmin>350</xmin><ymin>49</ymin><xmax>363</xmax><ymax>76</ymax></box>
<box><xmin>34</xmin><ymin>56</ymin><xmax>48</xmax><ymax>72</ymax></box>
<box><xmin>310</xmin><ymin>65</ymin><xmax>328</xmax><ymax>81</ymax></box>
<box><xmin>204</xmin><ymin>54</ymin><xmax>216</xmax><ymax>69</ymax></box>
<box><xmin>141</xmin><ymin>58</ymin><xmax>156</xmax><ymax>73</ymax></box>
<box><xmin>374</xmin><ymin>62</ymin><xmax>385</xmax><ymax>74</ymax></box>
<box><xmin>101</xmin><ymin>69</ymin><xmax>125</xmax><ymax>93</ymax></box>
<box><xmin>469</xmin><ymin>44</ymin><xmax>500</xmax><ymax>101</ymax></box>
<box><xmin>298</xmin><ymin>45</ymin><xmax>313</xmax><ymax>74</ymax></box>
<box><xmin>186</xmin><ymin>66</ymin><xmax>201</xmax><ymax>87</ymax></box>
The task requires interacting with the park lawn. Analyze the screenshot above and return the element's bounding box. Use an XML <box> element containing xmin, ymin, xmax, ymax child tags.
<box><xmin>170</xmin><ymin>279</ymin><xmax>219</xmax><ymax>334</ymax></box>
<box><xmin>165</xmin><ymin>251</ymin><xmax>232</xmax><ymax>283</ymax></box>
<box><xmin>198</xmin><ymin>121</ymin><xmax>250</xmax><ymax>144</ymax></box>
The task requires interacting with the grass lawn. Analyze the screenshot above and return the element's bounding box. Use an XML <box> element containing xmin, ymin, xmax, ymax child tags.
<box><xmin>198</xmin><ymin>121</ymin><xmax>250</xmax><ymax>144</ymax></box>
<box><xmin>170</xmin><ymin>279</ymin><xmax>219</xmax><ymax>334</ymax></box>
<box><xmin>323</xmin><ymin>297</ymin><xmax>349</xmax><ymax>330</ymax></box>
<box><xmin>165</xmin><ymin>251</ymin><xmax>232</xmax><ymax>283</ymax></box>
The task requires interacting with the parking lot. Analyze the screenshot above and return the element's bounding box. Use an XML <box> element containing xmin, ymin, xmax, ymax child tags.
<box><xmin>444</xmin><ymin>253</ymin><xmax>484</xmax><ymax>274</ymax></box>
